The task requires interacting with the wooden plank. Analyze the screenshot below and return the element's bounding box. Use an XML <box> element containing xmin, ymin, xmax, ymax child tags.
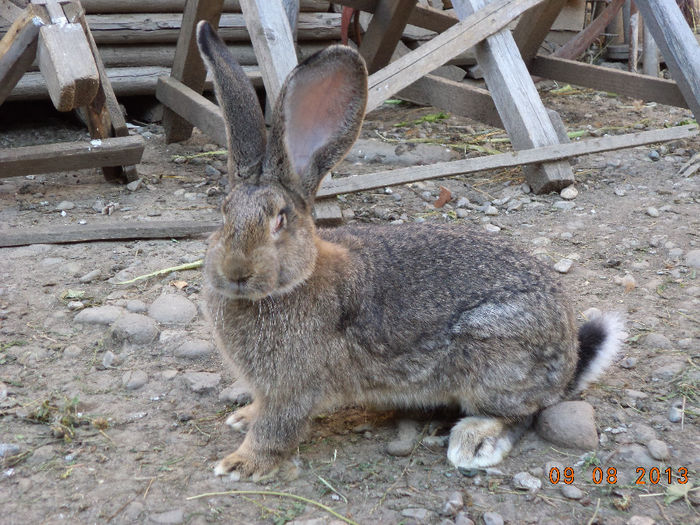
<box><xmin>0</xmin><ymin>135</ymin><xmax>145</xmax><ymax>178</ymax></box>
<box><xmin>0</xmin><ymin>0</ymin><xmax>23</xmax><ymax>23</ymax></box>
<box><xmin>316</xmin><ymin>124</ymin><xmax>698</xmax><ymax>197</ymax></box>
<box><xmin>365</xmin><ymin>0</ymin><xmax>543</xmax><ymax>112</ymax></box>
<box><xmin>162</xmin><ymin>0</ymin><xmax>223</xmax><ymax>144</ymax></box>
<box><xmin>0</xmin><ymin>220</ymin><xmax>220</xmax><ymax>248</ymax></box>
<box><xmin>312</xmin><ymin>199</ymin><xmax>343</xmax><ymax>226</ymax></box>
<box><xmin>0</xmin><ymin>6</ymin><xmax>42</xmax><ymax>106</ymax></box>
<box><xmin>339</xmin><ymin>0</ymin><xmax>458</xmax><ymax>33</ymax></box>
<box><xmin>239</xmin><ymin>0</ymin><xmax>297</xmax><ymax>105</ymax></box>
<box><xmin>512</xmin><ymin>0</ymin><xmax>566</xmax><ymax>64</ymax></box>
<box><xmin>642</xmin><ymin>21</ymin><xmax>659</xmax><ymax>77</ymax></box>
<box><xmin>555</xmin><ymin>0</ymin><xmax>624</xmax><ymax>60</ymax></box>
<box><xmin>634</xmin><ymin>0</ymin><xmax>700</xmax><ymax>118</ymax></box>
<box><xmin>452</xmin><ymin>0</ymin><xmax>572</xmax><ymax>194</ymax></box>
<box><xmin>79</xmin><ymin>0</ymin><xmax>330</xmax><ymax>13</ymax></box>
<box><xmin>531</xmin><ymin>55</ymin><xmax>688</xmax><ymax>109</ymax></box>
<box><xmin>358</xmin><ymin>0</ymin><xmax>415</xmax><ymax>73</ymax></box>
<box><xmin>35</xmin><ymin>1</ymin><xmax>99</xmax><ymax>111</ymax></box>
<box><xmin>157</xmin><ymin>75</ymin><xmax>227</xmax><ymax>146</ymax></box>
<box><xmin>9</xmin><ymin>65</ymin><xmax>263</xmax><ymax>100</ymax></box>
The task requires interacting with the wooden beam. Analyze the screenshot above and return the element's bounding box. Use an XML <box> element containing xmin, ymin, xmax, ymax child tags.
<box><xmin>554</xmin><ymin>0</ymin><xmax>624</xmax><ymax>60</ymax></box>
<box><xmin>0</xmin><ymin>0</ymin><xmax>23</xmax><ymax>23</ymax></box>
<box><xmin>365</xmin><ymin>0</ymin><xmax>543</xmax><ymax>112</ymax></box>
<box><xmin>358</xmin><ymin>0</ymin><xmax>415</xmax><ymax>73</ymax></box>
<box><xmin>316</xmin><ymin>124</ymin><xmax>698</xmax><ymax>197</ymax></box>
<box><xmin>0</xmin><ymin>220</ymin><xmax>220</xmax><ymax>248</ymax></box>
<box><xmin>78</xmin><ymin>0</ymin><xmax>330</xmax><ymax>14</ymax></box>
<box><xmin>0</xmin><ymin>5</ymin><xmax>42</xmax><ymax>106</ymax></box>
<box><xmin>0</xmin><ymin>135</ymin><xmax>144</xmax><ymax>178</ymax></box>
<box><xmin>452</xmin><ymin>0</ymin><xmax>572</xmax><ymax>194</ymax></box>
<box><xmin>157</xmin><ymin>75</ymin><xmax>227</xmax><ymax>146</ymax></box>
<box><xmin>162</xmin><ymin>0</ymin><xmax>224</xmax><ymax>144</ymax></box>
<box><xmin>634</xmin><ymin>0</ymin><xmax>700</xmax><ymax>118</ymax></box>
<box><xmin>339</xmin><ymin>0</ymin><xmax>458</xmax><ymax>33</ymax></box>
<box><xmin>239</xmin><ymin>0</ymin><xmax>297</xmax><ymax>105</ymax></box>
<box><xmin>531</xmin><ymin>55</ymin><xmax>688</xmax><ymax>109</ymax></box>
<box><xmin>512</xmin><ymin>0</ymin><xmax>566</xmax><ymax>64</ymax></box>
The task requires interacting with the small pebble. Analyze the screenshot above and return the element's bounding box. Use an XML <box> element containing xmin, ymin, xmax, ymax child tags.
<box><xmin>554</xmin><ymin>258</ymin><xmax>573</xmax><ymax>274</ymax></box>
<box><xmin>79</xmin><ymin>269</ymin><xmax>102</xmax><ymax>283</ymax></box>
<box><xmin>182</xmin><ymin>371</ymin><xmax>221</xmax><ymax>393</ymax></box>
<box><xmin>685</xmin><ymin>249</ymin><xmax>700</xmax><ymax>268</ymax></box>
<box><xmin>174</xmin><ymin>339</ymin><xmax>214</xmax><ymax>359</ymax></box>
<box><xmin>74</xmin><ymin>305</ymin><xmax>124</xmax><ymax>325</ymax></box>
<box><xmin>148</xmin><ymin>294</ymin><xmax>197</xmax><ymax>325</ymax></box>
<box><xmin>126</xmin><ymin>300</ymin><xmax>148</xmax><ymax>313</ymax></box>
<box><xmin>619</xmin><ymin>357</ymin><xmax>637</xmax><ymax>369</ymax></box>
<box><xmin>646</xmin><ymin>439</ymin><xmax>670</xmax><ymax>460</ymax></box>
<box><xmin>482</xmin><ymin>512</ymin><xmax>504</xmax><ymax>525</ymax></box>
<box><xmin>483</xmin><ymin>205</ymin><xmax>498</xmax><ymax>216</ymax></box>
<box><xmin>111</xmin><ymin>314</ymin><xmax>159</xmax><ymax>345</ymax></box>
<box><xmin>126</xmin><ymin>179</ymin><xmax>142</xmax><ymax>192</ymax></box>
<box><xmin>63</xmin><ymin>345</ymin><xmax>83</xmax><ymax>358</ymax></box>
<box><xmin>483</xmin><ymin>224</ymin><xmax>500</xmax><ymax>233</ymax></box>
<box><xmin>401</xmin><ymin>508</ymin><xmax>429</xmax><ymax>521</ymax></box>
<box><xmin>0</xmin><ymin>444</ymin><xmax>20</xmax><ymax>457</ymax></box>
<box><xmin>456</xmin><ymin>209</ymin><xmax>468</xmax><ymax>218</ymax></box>
<box><xmin>646</xmin><ymin>206</ymin><xmax>660</xmax><ymax>217</ymax></box>
<box><xmin>627</xmin><ymin>516</ymin><xmax>655</xmax><ymax>525</ymax></box>
<box><xmin>620</xmin><ymin>274</ymin><xmax>637</xmax><ymax>291</ymax></box>
<box><xmin>668</xmin><ymin>406</ymin><xmax>683</xmax><ymax>423</ymax></box>
<box><xmin>560</xmin><ymin>186</ymin><xmax>578</xmax><ymax>200</ymax></box>
<box><xmin>560</xmin><ymin>484</ymin><xmax>584</xmax><ymax>500</ymax></box>
<box><xmin>440</xmin><ymin>491</ymin><xmax>464</xmax><ymax>517</ymax></box>
<box><xmin>56</xmin><ymin>201</ymin><xmax>75</xmax><ymax>211</ymax></box>
<box><xmin>456</xmin><ymin>197</ymin><xmax>469</xmax><ymax>208</ymax></box>
<box><xmin>122</xmin><ymin>370</ymin><xmax>148</xmax><ymax>390</ymax></box>
<box><xmin>512</xmin><ymin>471</ymin><xmax>541</xmax><ymax>492</ymax></box>
<box><xmin>204</xmin><ymin>165</ymin><xmax>221</xmax><ymax>177</ymax></box>
<box><xmin>454</xmin><ymin>512</ymin><xmax>475</xmax><ymax>525</ymax></box>
<box><xmin>67</xmin><ymin>301</ymin><xmax>84</xmax><ymax>311</ymax></box>
<box><xmin>102</xmin><ymin>351</ymin><xmax>116</xmax><ymax>368</ymax></box>
<box><xmin>386</xmin><ymin>420</ymin><xmax>419</xmax><ymax>457</ymax></box>
<box><xmin>644</xmin><ymin>333</ymin><xmax>672</xmax><ymax>349</ymax></box>
<box><xmin>553</xmin><ymin>201</ymin><xmax>575</xmax><ymax>211</ymax></box>
<box><xmin>648</xmin><ymin>149</ymin><xmax>660</xmax><ymax>161</ymax></box>
<box><xmin>148</xmin><ymin>509</ymin><xmax>184</xmax><ymax>525</ymax></box>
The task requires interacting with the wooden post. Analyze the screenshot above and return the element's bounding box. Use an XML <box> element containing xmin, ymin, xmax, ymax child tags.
<box><xmin>358</xmin><ymin>0</ymin><xmax>416</xmax><ymax>73</ymax></box>
<box><xmin>240</xmin><ymin>0</ymin><xmax>297</xmax><ymax>106</ymax></box>
<box><xmin>0</xmin><ymin>5</ymin><xmax>42</xmax><ymax>106</ymax></box>
<box><xmin>512</xmin><ymin>0</ymin><xmax>566</xmax><ymax>65</ymax></box>
<box><xmin>161</xmin><ymin>0</ymin><xmax>224</xmax><ymax>143</ymax></box>
<box><xmin>634</xmin><ymin>0</ymin><xmax>700</xmax><ymax>118</ymax></box>
<box><xmin>451</xmin><ymin>0</ymin><xmax>574</xmax><ymax>193</ymax></box>
<box><xmin>642</xmin><ymin>19</ymin><xmax>658</xmax><ymax>77</ymax></box>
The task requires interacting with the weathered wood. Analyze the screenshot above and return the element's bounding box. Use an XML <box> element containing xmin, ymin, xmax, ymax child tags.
<box><xmin>634</xmin><ymin>0</ymin><xmax>700</xmax><ymax>118</ymax></box>
<box><xmin>0</xmin><ymin>220</ymin><xmax>220</xmax><ymax>248</ymax></box>
<box><xmin>531</xmin><ymin>55</ymin><xmax>688</xmax><ymax>109</ymax></box>
<box><xmin>628</xmin><ymin>10</ymin><xmax>639</xmax><ymax>72</ymax></box>
<box><xmin>312</xmin><ymin>199</ymin><xmax>343</xmax><ymax>226</ymax></box>
<box><xmin>162</xmin><ymin>0</ymin><xmax>223</xmax><ymax>144</ymax></box>
<box><xmin>240</xmin><ymin>0</ymin><xmax>297</xmax><ymax>105</ymax></box>
<box><xmin>0</xmin><ymin>135</ymin><xmax>144</xmax><ymax>178</ymax></box>
<box><xmin>642</xmin><ymin>21</ymin><xmax>658</xmax><ymax>77</ymax></box>
<box><xmin>365</xmin><ymin>0</ymin><xmax>543</xmax><ymax>112</ymax></box>
<box><xmin>0</xmin><ymin>0</ymin><xmax>23</xmax><ymax>22</ymax></box>
<box><xmin>555</xmin><ymin>0</ymin><xmax>624</xmax><ymax>60</ymax></box>
<box><xmin>157</xmin><ymin>75</ymin><xmax>227</xmax><ymax>146</ymax></box>
<box><xmin>79</xmin><ymin>0</ymin><xmax>329</xmax><ymax>14</ymax></box>
<box><xmin>512</xmin><ymin>0</ymin><xmax>566</xmax><ymax>64</ymax></box>
<box><xmin>339</xmin><ymin>0</ymin><xmax>458</xmax><ymax>33</ymax></box>
<box><xmin>316</xmin><ymin>124</ymin><xmax>699</xmax><ymax>198</ymax></box>
<box><xmin>0</xmin><ymin>5</ymin><xmax>41</xmax><ymax>105</ymax></box>
<box><xmin>358</xmin><ymin>0</ymin><xmax>415</xmax><ymax>73</ymax></box>
<box><xmin>452</xmin><ymin>0</ymin><xmax>572</xmax><ymax>194</ymax></box>
<box><xmin>9</xmin><ymin>65</ymin><xmax>263</xmax><ymax>99</ymax></box>
<box><xmin>1</xmin><ymin>12</ymin><xmax>343</xmax><ymax>43</ymax></box>
<box><xmin>35</xmin><ymin>0</ymin><xmax>99</xmax><ymax>111</ymax></box>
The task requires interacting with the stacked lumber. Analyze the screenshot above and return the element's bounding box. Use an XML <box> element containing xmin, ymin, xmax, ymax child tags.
<box><xmin>3</xmin><ymin>0</ymin><xmax>337</xmax><ymax>102</ymax></box>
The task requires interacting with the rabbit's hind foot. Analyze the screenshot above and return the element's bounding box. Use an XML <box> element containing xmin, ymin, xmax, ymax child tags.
<box><xmin>447</xmin><ymin>416</ymin><xmax>527</xmax><ymax>469</ymax></box>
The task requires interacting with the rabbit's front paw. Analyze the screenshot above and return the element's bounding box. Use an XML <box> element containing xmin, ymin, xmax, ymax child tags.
<box><xmin>214</xmin><ymin>446</ymin><xmax>276</xmax><ymax>481</ymax></box>
<box><xmin>447</xmin><ymin>416</ymin><xmax>526</xmax><ymax>469</ymax></box>
<box><xmin>225</xmin><ymin>402</ymin><xmax>258</xmax><ymax>433</ymax></box>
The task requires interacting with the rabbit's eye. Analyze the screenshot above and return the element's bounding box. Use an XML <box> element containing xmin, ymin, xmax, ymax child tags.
<box><xmin>272</xmin><ymin>211</ymin><xmax>286</xmax><ymax>236</ymax></box>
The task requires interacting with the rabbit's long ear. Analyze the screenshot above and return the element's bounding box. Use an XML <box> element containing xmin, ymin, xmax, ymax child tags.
<box><xmin>264</xmin><ymin>46</ymin><xmax>367</xmax><ymax>202</ymax></box>
<box><xmin>196</xmin><ymin>21</ymin><xmax>266</xmax><ymax>181</ymax></box>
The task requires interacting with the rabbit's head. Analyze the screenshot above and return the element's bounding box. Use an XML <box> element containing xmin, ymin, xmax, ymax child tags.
<box><xmin>196</xmin><ymin>21</ymin><xmax>367</xmax><ymax>300</ymax></box>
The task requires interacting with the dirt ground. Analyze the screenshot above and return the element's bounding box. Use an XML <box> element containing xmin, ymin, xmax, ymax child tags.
<box><xmin>0</xmin><ymin>84</ymin><xmax>698</xmax><ymax>525</ymax></box>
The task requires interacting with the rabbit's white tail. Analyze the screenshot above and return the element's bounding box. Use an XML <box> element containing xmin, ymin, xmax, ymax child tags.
<box><xmin>571</xmin><ymin>312</ymin><xmax>625</xmax><ymax>393</ymax></box>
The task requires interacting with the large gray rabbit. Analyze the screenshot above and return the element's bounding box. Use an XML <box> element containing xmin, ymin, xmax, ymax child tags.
<box><xmin>196</xmin><ymin>21</ymin><xmax>624</xmax><ymax>480</ymax></box>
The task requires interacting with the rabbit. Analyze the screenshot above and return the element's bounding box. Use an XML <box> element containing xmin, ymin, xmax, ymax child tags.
<box><xmin>196</xmin><ymin>20</ymin><xmax>624</xmax><ymax>480</ymax></box>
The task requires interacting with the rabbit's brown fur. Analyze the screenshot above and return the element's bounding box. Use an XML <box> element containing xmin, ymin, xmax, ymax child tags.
<box><xmin>196</xmin><ymin>21</ymin><xmax>624</xmax><ymax>479</ymax></box>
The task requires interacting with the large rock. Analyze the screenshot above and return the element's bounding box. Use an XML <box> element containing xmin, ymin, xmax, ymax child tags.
<box><xmin>148</xmin><ymin>294</ymin><xmax>197</xmax><ymax>325</ymax></box>
<box><xmin>74</xmin><ymin>306</ymin><xmax>124</xmax><ymax>325</ymax></box>
<box><xmin>535</xmin><ymin>401</ymin><xmax>598</xmax><ymax>450</ymax></box>
<box><xmin>112</xmin><ymin>314</ymin><xmax>159</xmax><ymax>344</ymax></box>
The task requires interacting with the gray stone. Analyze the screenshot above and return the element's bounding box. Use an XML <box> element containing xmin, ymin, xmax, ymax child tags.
<box><xmin>401</xmin><ymin>508</ymin><xmax>429</xmax><ymax>521</ymax></box>
<box><xmin>122</xmin><ymin>370</ymin><xmax>148</xmax><ymax>390</ymax></box>
<box><xmin>149</xmin><ymin>509</ymin><xmax>184</xmax><ymax>524</ymax></box>
<box><xmin>617</xmin><ymin>444</ymin><xmax>656</xmax><ymax>467</ymax></box>
<box><xmin>512</xmin><ymin>471</ymin><xmax>541</xmax><ymax>492</ymax></box>
<box><xmin>205</xmin><ymin>165</ymin><xmax>221</xmax><ymax>177</ymax></box>
<box><xmin>67</xmin><ymin>301</ymin><xmax>84</xmax><ymax>311</ymax></box>
<box><xmin>560</xmin><ymin>484</ymin><xmax>584</xmax><ymax>500</ymax></box>
<box><xmin>645</xmin><ymin>333</ymin><xmax>672</xmax><ymax>349</ymax></box>
<box><xmin>56</xmin><ymin>201</ymin><xmax>75</xmax><ymax>211</ymax></box>
<box><xmin>126</xmin><ymin>300</ymin><xmax>147</xmax><ymax>313</ymax></box>
<box><xmin>79</xmin><ymin>269</ymin><xmax>102</xmax><ymax>283</ymax></box>
<box><xmin>182</xmin><ymin>372</ymin><xmax>221</xmax><ymax>393</ymax></box>
<box><xmin>456</xmin><ymin>209</ymin><xmax>469</xmax><ymax>218</ymax></box>
<box><xmin>482</xmin><ymin>512</ymin><xmax>504</xmax><ymax>525</ymax></box>
<box><xmin>686</xmin><ymin>249</ymin><xmax>700</xmax><ymax>268</ymax></box>
<box><xmin>440</xmin><ymin>491</ymin><xmax>464</xmax><ymax>517</ymax></box>
<box><xmin>219</xmin><ymin>381</ymin><xmax>252</xmax><ymax>405</ymax></box>
<box><xmin>646</xmin><ymin>206</ymin><xmax>660</xmax><ymax>217</ymax></box>
<box><xmin>386</xmin><ymin>419</ymin><xmax>419</xmax><ymax>457</ymax></box>
<box><xmin>0</xmin><ymin>443</ymin><xmax>20</xmax><ymax>457</ymax></box>
<box><xmin>148</xmin><ymin>294</ymin><xmax>197</xmax><ymax>325</ymax></box>
<box><xmin>74</xmin><ymin>306</ymin><xmax>124</xmax><ymax>325</ymax></box>
<box><xmin>668</xmin><ymin>406</ymin><xmax>683</xmax><ymax>423</ymax></box>
<box><xmin>456</xmin><ymin>197</ymin><xmax>469</xmax><ymax>208</ymax></box>
<box><xmin>536</xmin><ymin>401</ymin><xmax>598</xmax><ymax>450</ymax></box>
<box><xmin>627</xmin><ymin>516</ymin><xmax>655</xmax><ymax>525</ymax></box>
<box><xmin>483</xmin><ymin>224</ymin><xmax>500</xmax><ymax>233</ymax></box>
<box><xmin>560</xmin><ymin>186</ymin><xmax>578</xmax><ymax>200</ymax></box>
<box><xmin>174</xmin><ymin>339</ymin><xmax>214</xmax><ymax>359</ymax></box>
<box><xmin>483</xmin><ymin>205</ymin><xmax>499</xmax><ymax>216</ymax></box>
<box><xmin>553</xmin><ymin>201</ymin><xmax>575</xmax><ymax>211</ymax></box>
<box><xmin>126</xmin><ymin>179</ymin><xmax>142</xmax><ymax>192</ymax></box>
<box><xmin>112</xmin><ymin>314</ymin><xmax>159</xmax><ymax>344</ymax></box>
<box><xmin>554</xmin><ymin>258</ymin><xmax>573</xmax><ymax>274</ymax></box>
<box><xmin>619</xmin><ymin>357</ymin><xmax>637</xmax><ymax>369</ymax></box>
<box><xmin>628</xmin><ymin>423</ymin><xmax>656</xmax><ymax>444</ymax></box>
<box><xmin>454</xmin><ymin>512</ymin><xmax>475</xmax><ymax>525</ymax></box>
<box><xmin>63</xmin><ymin>344</ymin><xmax>83</xmax><ymax>358</ymax></box>
<box><xmin>646</xmin><ymin>439</ymin><xmax>670</xmax><ymax>460</ymax></box>
<box><xmin>102</xmin><ymin>351</ymin><xmax>116</xmax><ymax>368</ymax></box>
<box><xmin>652</xmin><ymin>361</ymin><xmax>684</xmax><ymax>381</ymax></box>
